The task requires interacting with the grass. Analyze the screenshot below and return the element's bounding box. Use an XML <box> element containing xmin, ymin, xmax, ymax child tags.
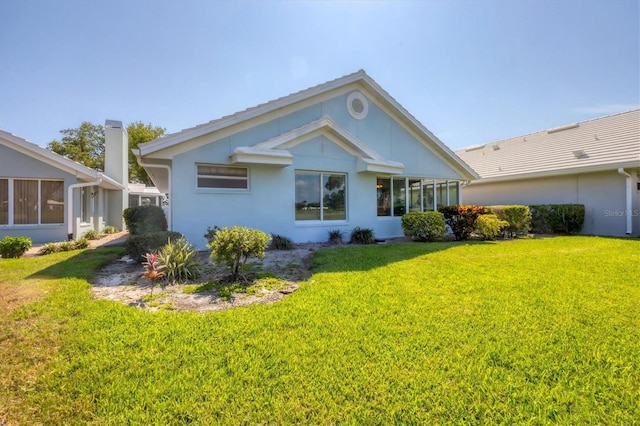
<box><xmin>1</xmin><ymin>237</ymin><xmax>639</xmax><ymax>424</ymax></box>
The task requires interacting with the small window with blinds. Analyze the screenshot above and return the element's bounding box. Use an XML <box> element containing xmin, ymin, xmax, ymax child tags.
<box><xmin>197</xmin><ymin>164</ymin><xmax>249</xmax><ymax>190</ymax></box>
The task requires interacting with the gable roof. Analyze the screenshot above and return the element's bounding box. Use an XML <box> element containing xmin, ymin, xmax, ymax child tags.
<box><xmin>0</xmin><ymin>129</ymin><xmax>123</xmax><ymax>190</ymax></box>
<box><xmin>456</xmin><ymin>109</ymin><xmax>640</xmax><ymax>182</ymax></box>
<box><xmin>230</xmin><ymin>115</ymin><xmax>404</xmax><ymax>174</ymax></box>
<box><xmin>138</xmin><ymin>70</ymin><xmax>477</xmax><ymax>180</ymax></box>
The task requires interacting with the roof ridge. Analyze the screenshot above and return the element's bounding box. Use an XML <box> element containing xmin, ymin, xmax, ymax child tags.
<box><xmin>160</xmin><ymin>70</ymin><xmax>368</xmax><ymax>140</ymax></box>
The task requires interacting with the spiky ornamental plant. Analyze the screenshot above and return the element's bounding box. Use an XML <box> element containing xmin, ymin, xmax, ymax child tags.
<box><xmin>157</xmin><ymin>237</ymin><xmax>201</xmax><ymax>284</ymax></box>
<box><xmin>142</xmin><ymin>252</ymin><xmax>166</xmax><ymax>295</ymax></box>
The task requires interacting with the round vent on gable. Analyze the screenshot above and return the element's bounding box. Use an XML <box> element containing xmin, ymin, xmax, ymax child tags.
<box><xmin>347</xmin><ymin>91</ymin><xmax>369</xmax><ymax>120</ymax></box>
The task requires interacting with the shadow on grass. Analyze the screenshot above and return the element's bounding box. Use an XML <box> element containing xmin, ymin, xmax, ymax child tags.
<box><xmin>28</xmin><ymin>247</ymin><xmax>126</xmax><ymax>281</ymax></box>
<box><xmin>310</xmin><ymin>240</ymin><xmax>491</xmax><ymax>273</ymax></box>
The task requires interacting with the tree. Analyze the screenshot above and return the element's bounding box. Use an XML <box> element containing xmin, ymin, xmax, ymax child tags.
<box><xmin>48</xmin><ymin>122</ymin><xmax>105</xmax><ymax>171</ymax></box>
<box><xmin>127</xmin><ymin>122</ymin><xmax>166</xmax><ymax>185</ymax></box>
<box><xmin>47</xmin><ymin>121</ymin><xmax>165</xmax><ymax>185</ymax></box>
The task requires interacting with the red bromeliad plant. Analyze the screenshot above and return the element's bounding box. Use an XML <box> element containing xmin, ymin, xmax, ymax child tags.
<box><xmin>142</xmin><ymin>252</ymin><xmax>165</xmax><ymax>294</ymax></box>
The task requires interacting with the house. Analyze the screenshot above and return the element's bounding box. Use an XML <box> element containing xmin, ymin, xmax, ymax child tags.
<box><xmin>455</xmin><ymin>109</ymin><xmax>640</xmax><ymax>237</ymax></box>
<box><xmin>128</xmin><ymin>183</ymin><xmax>164</xmax><ymax>208</ymax></box>
<box><xmin>0</xmin><ymin>120</ymin><xmax>129</xmax><ymax>243</ymax></box>
<box><xmin>135</xmin><ymin>70</ymin><xmax>478</xmax><ymax>248</ymax></box>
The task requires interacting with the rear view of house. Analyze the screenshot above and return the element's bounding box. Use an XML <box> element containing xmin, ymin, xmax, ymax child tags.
<box><xmin>456</xmin><ymin>109</ymin><xmax>640</xmax><ymax>237</ymax></box>
<box><xmin>136</xmin><ymin>70</ymin><xmax>477</xmax><ymax>248</ymax></box>
<box><xmin>0</xmin><ymin>121</ymin><xmax>128</xmax><ymax>243</ymax></box>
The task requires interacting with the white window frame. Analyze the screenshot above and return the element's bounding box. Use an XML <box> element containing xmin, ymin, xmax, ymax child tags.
<box><xmin>196</xmin><ymin>164</ymin><xmax>249</xmax><ymax>191</ymax></box>
<box><xmin>295</xmin><ymin>170</ymin><xmax>348</xmax><ymax>222</ymax></box>
<box><xmin>377</xmin><ymin>177</ymin><xmax>460</xmax><ymax>217</ymax></box>
<box><xmin>0</xmin><ymin>178</ymin><xmax>65</xmax><ymax>226</ymax></box>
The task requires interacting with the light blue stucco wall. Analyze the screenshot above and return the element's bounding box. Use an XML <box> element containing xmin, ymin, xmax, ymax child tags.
<box><xmin>170</xmin><ymin>91</ymin><xmax>466</xmax><ymax>247</ymax></box>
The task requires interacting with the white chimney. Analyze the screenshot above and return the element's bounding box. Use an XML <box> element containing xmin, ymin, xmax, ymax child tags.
<box><xmin>104</xmin><ymin>120</ymin><xmax>129</xmax><ymax>231</ymax></box>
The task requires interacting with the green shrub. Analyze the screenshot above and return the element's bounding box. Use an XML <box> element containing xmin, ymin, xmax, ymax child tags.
<box><xmin>489</xmin><ymin>205</ymin><xmax>531</xmax><ymax>238</ymax></box>
<box><xmin>530</xmin><ymin>204</ymin><xmax>585</xmax><ymax>234</ymax></box>
<box><xmin>38</xmin><ymin>242</ymin><xmax>61</xmax><ymax>255</ymax></box>
<box><xmin>328</xmin><ymin>229</ymin><xmax>345</xmax><ymax>245</ymax></box>
<box><xmin>208</xmin><ymin>226</ymin><xmax>271</xmax><ymax>280</ymax></box>
<box><xmin>83</xmin><ymin>229</ymin><xmax>102</xmax><ymax>240</ymax></box>
<box><xmin>103</xmin><ymin>226</ymin><xmax>118</xmax><ymax>234</ymax></box>
<box><xmin>157</xmin><ymin>237</ymin><xmax>201</xmax><ymax>283</ymax></box>
<box><xmin>350</xmin><ymin>227</ymin><xmax>375</xmax><ymax>244</ymax></box>
<box><xmin>270</xmin><ymin>234</ymin><xmax>294</xmax><ymax>250</ymax></box>
<box><xmin>73</xmin><ymin>237</ymin><xmax>90</xmax><ymax>249</ymax></box>
<box><xmin>439</xmin><ymin>205</ymin><xmax>487</xmax><ymax>241</ymax></box>
<box><xmin>125</xmin><ymin>231</ymin><xmax>183</xmax><ymax>263</ymax></box>
<box><xmin>476</xmin><ymin>214</ymin><xmax>508</xmax><ymax>240</ymax></box>
<box><xmin>0</xmin><ymin>236</ymin><xmax>32</xmax><ymax>258</ymax></box>
<box><xmin>123</xmin><ymin>205</ymin><xmax>167</xmax><ymax>235</ymax></box>
<box><xmin>204</xmin><ymin>226</ymin><xmax>221</xmax><ymax>245</ymax></box>
<box><xmin>401</xmin><ymin>211</ymin><xmax>446</xmax><ymax>241</ymax></box>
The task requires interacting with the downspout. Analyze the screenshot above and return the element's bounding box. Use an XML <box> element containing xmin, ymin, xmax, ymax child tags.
<box><xmin>617</xmin><ymin>168</ymin><xmax>632</xmax><ymax>235</ymax></box>
<box><xmin>67</xmin><ymin>175</ymin><xmax>102</xmax><ymax>240</ymax></box>
<box><xmin>135</xmin><ymin>159</ymin><xmax>172</xmax><ymax>230</ymax></box>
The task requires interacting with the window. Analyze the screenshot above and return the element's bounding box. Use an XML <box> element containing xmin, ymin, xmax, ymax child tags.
<box><xmin>377</xmin><ymin>177</ymin><xmax>460</xmax><ymax>217</ymax></box>
<box><xmin>393</xmin><ymin>178</ymin><xmax>406</xmax><ymax>216</ymax></box>
<box><xmin>197</xmin><ymin>165</ymin><xmax>248</xmax><ymax>190</ymax></box>
<box><xmin>376</xmin><ymin>178</ymin><xmax>391</xmax><ymax>216</ymax></box>
<box><xmin>295</xmin><ymin>171</ymin><xmax>346</xmax><ymax>221</ymax></box>
<box><xmin>408</xmin><ymin>179</ymin><xmax>421</xmax><ymax>212</ymax></box>
<box><xmin>0</xmin><ymin>179</ymin><xmax>8</xmax><ymax>225</ymax></box>
<box><xmin>14</xmin><ymin>180</ymin><xmax>38</xmax><ymax>224</ymax></box>
<box><xmin>0</xmin><ymin>179</ymin><xmax>64</xmax><ymax>226</ymax></box>
<box><xmin>41</xmin><ymin>181</ymin><xmax>64</xmax><ymax>224</ymax></box>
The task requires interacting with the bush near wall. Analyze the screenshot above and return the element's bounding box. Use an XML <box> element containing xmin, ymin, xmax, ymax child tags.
<box><xmin>123</xmin><ymin>205</ymin><xmax>167</xmax><ymax>235</ymax></box>
<box><xmin>476</xmin><ymin>214</ymin><xmax>509</xmax><ymax>241</ymax></box>
<box><xmin>125</xmin><ymin>231</ymin><xmax>183</xmax><ymax>263</ymax></box>
<box><xmin>0</xmin><ymin>236</ymin><xmax>32</xmax><ymax>258</ymax></box>
<box><xmin>488</xmin><ymin>205</ymin><xmax>531</xmax><ymax>238</ymax></box>
<box><xmin>438</xmin><ymin>205</ymin><xmax>486</xmax><ymax>241</ymax></box>
<box><xmin>530</xmin><ymin>204</ymin><xmax>585</xmax><ymax>234</ymax></box>
<box><xmin>401</xmin><ymin>211</ymin><xmax>446</xmax><ymax>241</ymax></box>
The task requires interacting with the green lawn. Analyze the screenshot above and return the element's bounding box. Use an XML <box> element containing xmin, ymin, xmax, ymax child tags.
<box><xmin>1</xmin><ymin>237</ymin><xmax>639</xmax><ymax>424</ymax></box>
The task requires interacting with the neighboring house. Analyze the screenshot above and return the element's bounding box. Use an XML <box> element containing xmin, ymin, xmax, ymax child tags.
<box><xmin>0</xmin><ymin>120</ymin><xmax>129</xmax><ymax>243</ymax></box>
<box><xmin>128</xmin><ymin>183</ymin><xmax>164</xmax><ymax>207</ymax></box>
<box><xmin>135</xmin><ymin>70</ymin><xmax>477</xmax><ymax>248</ymax></box>
<box><xmin>456</xmin><ymin>109</ymin><xmax>640</xmax><ymax>237</ymax></box>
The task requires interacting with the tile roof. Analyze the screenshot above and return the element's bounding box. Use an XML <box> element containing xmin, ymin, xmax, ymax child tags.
<box><xmin>455</xmin><ymin>109</ymin><xmax>640</xmax><ymax>181</ymax></box>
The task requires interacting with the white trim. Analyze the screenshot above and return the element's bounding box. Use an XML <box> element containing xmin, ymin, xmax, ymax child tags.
<box><xmin>67</xmin><ymin>178</ymin><xmax>102</xmax><ymax>239</ymax></box>
<box><xmin>346</xmin><ymin>91</ymin><xmax>369</xmax><ymax>120</ymax></box>
<box><xmin>618</xmin><ymin>168</ymin><xmax>633</xmax><ymax>235</ymax></box>
<box><xmin>232</xmin><ymin>116</ymin><xmax>405</xmax><ymax>173</ymax></box>
<box><xmin>136</xmin><ymin>70</ymin><xmax>478</xmax><ymax>181</ymax></box>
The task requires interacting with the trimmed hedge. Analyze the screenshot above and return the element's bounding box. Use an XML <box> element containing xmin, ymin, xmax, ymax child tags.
<box><xmin>401</xmin><ymin>211</ymin><xmax>446</xmax><ymax>241</ymax></box>
<box><xmin>123</xmin><ymin>205</ymin><xmax>167</xmax><ymax>235</ymax></box>
<box><xmin>530</xmin><ymin>204</ymin><xmax>585</xmax><ymax>234</ymax></box>
<box><xmin>488</xmin><ymin>205</ymin><xmax>531</xmax><ymax>238</ymax></box>
<box><xmin>439</xmin><ymin>205</ymin><xmax>486</xmax><ymax>241</ymax></box>
<box><xmin>125</xmin><ymin>231</ymin><xmax>183</xmax><ymax>263</ymax></box>
<box><xmin>476</xmin><ymin>214</ymin><xmax>508</xmax><ymax>241</ymax></box>
<box><xmin>0</xmin><ymin>236</ymin><xmax>32</xmax><ymax>258</ymax></box>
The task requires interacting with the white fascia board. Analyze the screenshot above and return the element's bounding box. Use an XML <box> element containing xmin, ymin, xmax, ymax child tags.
<box><xmin>356</xmin><ymin>157</ymin><xmax>404</xmax><ymax>174</ymax></box>
<box><xmin>358</xmin><ymin>75</ymin><xmax>479</xmax><ymax>180</ymax></box>
<box><xmin>467</xmin><ymin>161</ymin><xmax>640</xmax><ymax>185</ymax></box>
<box><xmin>254</xmin><ymin>115</ymin><xmax>385</xmax><ymax>161</ymax></box>
<box><xmin>139</xmin><ymin>71</ymin><xmax>367</xmax><ymax>156</ymax></box>
<box><xmin>229</xmin><ymin>148</ymin><xmax>293</xmax><ymax>166</ymax></box>
<box><xmin>1</xmin><ymin>129</ymin><xmax>127</xmax><ymax>188</ymax></box>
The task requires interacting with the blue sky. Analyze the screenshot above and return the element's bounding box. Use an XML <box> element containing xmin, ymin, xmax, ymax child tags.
<box><xmin>1</xmin><ymin>0</ymin><xmax>638</xmax><ymax>151</ymax></box>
